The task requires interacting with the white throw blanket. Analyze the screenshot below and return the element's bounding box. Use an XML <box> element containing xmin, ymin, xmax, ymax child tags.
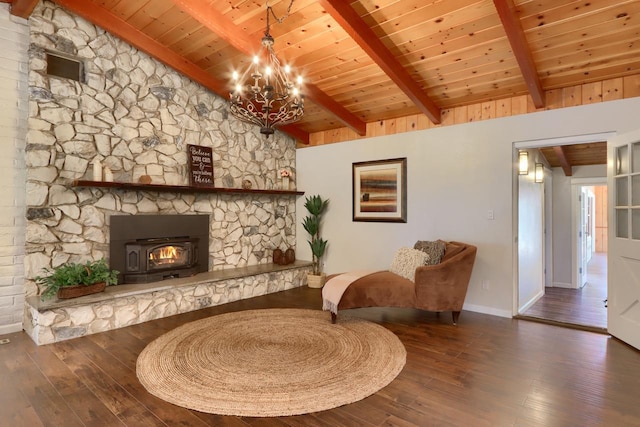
<box><xmin>322</xmin><ymin>270</ymin><xmax>376</xmax><ymax>314</ymax></box>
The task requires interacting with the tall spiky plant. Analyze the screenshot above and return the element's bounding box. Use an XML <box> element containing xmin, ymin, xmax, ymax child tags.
<box><xmin>302</xmin><ymin>195</ymin><xmax>329</xmax><ymax>275</ymax></box>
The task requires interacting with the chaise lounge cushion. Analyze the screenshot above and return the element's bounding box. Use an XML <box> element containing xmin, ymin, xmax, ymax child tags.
<box><xmin>389</xmin><ymin>247</ymin><xmax>430</xmax><ymax>281</ymax></box>
<box><xmin>413</xmin><ymin>240</ymin><xmax>446</xmax><ymax>265</ymax></box>
<box><xmin>337</xmin><ymin>271</ymin><xmax>417</xmax><ymax>309</ymax></box>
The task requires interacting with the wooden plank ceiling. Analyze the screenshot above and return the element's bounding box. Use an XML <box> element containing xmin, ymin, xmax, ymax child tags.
<box><xmin>539</xmin><ymin>142</ymin><xmax>607</xmax><ymax>176</ymax></box>
<box><xmin>8</xmin><ymin>0</ymin><xmax>639</xmax><ymax>164</ymax></box>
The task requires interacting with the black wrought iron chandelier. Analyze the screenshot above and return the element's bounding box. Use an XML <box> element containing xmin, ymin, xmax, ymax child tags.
<box><xmin>229</xmin><ymin>1</ymin><xmax>304</xmax><ymax>137</ymax></box>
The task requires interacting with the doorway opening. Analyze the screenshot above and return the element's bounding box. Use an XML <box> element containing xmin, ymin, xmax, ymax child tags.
<box><xmin>520</xmin><ymin>184</ymin><xmax>608</xmax><ymax>332</ymax></box>
<box><xmin>513</xmin><ymin>132</ymin><xmax>614</xmax><ymax>334</ymax></box>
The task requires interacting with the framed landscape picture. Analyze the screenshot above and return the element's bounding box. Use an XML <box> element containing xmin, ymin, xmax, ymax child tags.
<box><xmin>352</xmin><ymin>157</ymin><xmax>407</xmax><ymax>222</ymax></box>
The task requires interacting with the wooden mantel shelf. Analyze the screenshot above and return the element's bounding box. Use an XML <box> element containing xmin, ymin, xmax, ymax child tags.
<box><xmin>72</xmin><ymin>180</ymin><xmax>304</xmax><ymax>196</ymax></box>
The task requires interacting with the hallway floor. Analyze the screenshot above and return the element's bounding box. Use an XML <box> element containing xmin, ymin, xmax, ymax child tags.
<box><xmin>519</xmin><ymin>252</ymin><xmax>607</xmax><ymax>332</ymax></box>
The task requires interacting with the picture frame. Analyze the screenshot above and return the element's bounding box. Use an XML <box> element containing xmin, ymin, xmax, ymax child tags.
<box><xmin>352</xmin><ymin>157</ymin><xmax>407</xmax><ymax>222</ymax></box>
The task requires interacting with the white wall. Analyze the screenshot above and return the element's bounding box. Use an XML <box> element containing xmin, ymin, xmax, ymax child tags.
<box><xmin>518</xmin><ymin>173</ymin><xmax>544</xmax><ymax>310</ymax></box>
<box><xmin>296</xmin><ymin>97</ymin><xmax>640</xmax><ymax>318</ymax></box>
<box><xmin>0</xmin><ymin>5</ymin><xmax>28</xmax><ymax>334</ymax></box>
<box><xmin>551</xmin><ymin>164</ymin><xmax>606</xmax><ymax>287</ymax></box>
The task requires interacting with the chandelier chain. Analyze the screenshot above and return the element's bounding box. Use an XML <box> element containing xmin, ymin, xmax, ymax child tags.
<box><xmin>265</xmin><ymin>0</ymin><xmax>295</xmax><ymax>33</ymax></box>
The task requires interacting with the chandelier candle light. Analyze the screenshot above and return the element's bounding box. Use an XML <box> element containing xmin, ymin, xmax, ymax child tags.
<box><xmin>230</xmin><ymin>1</ymin><xmax>304</xmax><ymax>138</ymax></box>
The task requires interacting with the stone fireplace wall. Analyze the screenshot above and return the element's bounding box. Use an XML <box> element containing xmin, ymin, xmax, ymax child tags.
<box><xmin>23</xmin><ymin>1</ymin><xmax>298</xmax><ymax>298</ymax></box>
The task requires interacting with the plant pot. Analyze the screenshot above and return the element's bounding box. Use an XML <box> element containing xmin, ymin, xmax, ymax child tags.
<box><xmin>57</xmin><ymin>282</ymin><xmax>107</xmax><ymax>299</ymax></box>
<box><xmin>307</xmin><ymin>273</ymin><xmax>326</xmax><ymax>289</ymax></box>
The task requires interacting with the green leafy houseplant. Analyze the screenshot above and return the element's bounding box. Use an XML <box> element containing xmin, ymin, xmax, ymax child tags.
<box><xmin>36</xmin><ymin>258</ymin><xmax>119</xmax><ymax>299</ymax></box>
<box><xmin>302</xmin><ymin>195</ymin><xmax>329</xmax><ymax>276</ymax></box>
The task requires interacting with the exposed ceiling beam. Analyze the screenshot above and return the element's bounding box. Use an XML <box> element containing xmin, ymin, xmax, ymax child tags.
<box><xmin>10</xmin><ymin>0</ymin><xmax>38</xmax><ymax>18</ymax></box>
<box><xmin>279</xmin><ymin>123</ymin><xmax>311</xmax><ymax>144</ymax></box>
<box><xmin>553</xmin><ymin>146</ymin><xmax>573</xmax><ymax>176</ymax></box>
<box><xmin>51</xmin><ymin>0</ymin><xmax>309</xmax><ymax>144</ymax></box>
<box><xmin>169</xmin><ymin>0</ymin><xmax>366</xmax><ymax>137</ymax></box>
<box><xmin>319</xmin><ymin>0</ymin><xmax>441</xmax><ymax>125</ymax></box>
<box><xmin>493</xmin><ymin>0</ymin><xmax>545</xmax><ymax>108</ymax></box>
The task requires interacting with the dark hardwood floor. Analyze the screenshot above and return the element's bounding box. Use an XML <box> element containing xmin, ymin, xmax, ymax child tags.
<box><xmin>2</xmin><ymin>284</ymin><xmax>639</xmax><ymax>427</ymax></box>
<box><xmin>519</xmin><ymin>252</ymin><xmax>608</xmax><ymax>332</ymax></box>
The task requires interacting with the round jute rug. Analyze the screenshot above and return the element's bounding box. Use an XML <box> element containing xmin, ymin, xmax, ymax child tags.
<box><xmin>136</xmin><ymin>308</ymin><xmax>406</xmax><ymax>417</ymax></box>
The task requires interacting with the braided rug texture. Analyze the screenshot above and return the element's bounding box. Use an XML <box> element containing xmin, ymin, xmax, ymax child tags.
<box><xmin>136</xmin><ymin>308</ymin><xmax>406</xmax><ymax>417</ymax></box>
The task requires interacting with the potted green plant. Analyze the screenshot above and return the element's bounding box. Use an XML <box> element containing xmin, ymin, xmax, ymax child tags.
<box><xmin>35</xmin><ymin>258</ymin><xmax>119</xmax><ymax>300</ymax></box>
<box><xmin>302</xmin><ymin>194</ymin><xmax>329</xmax><ymax>288</ymax></box>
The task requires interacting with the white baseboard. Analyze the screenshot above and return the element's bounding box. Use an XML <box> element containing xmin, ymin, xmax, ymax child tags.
<box><xmin>462</xmin><ymin>303</ymin><xmax>512</xmax><ymax>318</ymax></box>
<box><xmin>0</xmin><ymin>322</ymin><xmax>22</xmax><ymax>336</ymax></box>
<box><xmin>552</xmin><ymin>282</ymin><xmax>575</xmax><ymax>289</ymax></box>
<box><xmin>518</xmin><ymin>289</ymin><xmax>545</xmax><ymax>313</ymax></box>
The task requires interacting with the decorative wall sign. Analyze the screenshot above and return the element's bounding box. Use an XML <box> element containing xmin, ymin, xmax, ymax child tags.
<box><xmin>188</xmin><ymin>144</ymin><xmax>214</xmax><ymax>187</ymax></box>
<box><xmin>352</xmin><ymin>157</ymin><xmax>407</xmax><ymax>222</ymax></box>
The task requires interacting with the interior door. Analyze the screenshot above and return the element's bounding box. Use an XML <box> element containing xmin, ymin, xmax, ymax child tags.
<box><xmin>587</xmin><ymin>193</ymin><xmax>594</xmax><ymax>257</ymax></box>
<box><xmin>607</xmin><ymin>129</ymin><xmax>640</xmax><ymax>350</ymax></box>
<box><xmin>578</xmin><ymin>188</ymin><xmax>588</xmax><ymax>288</ymax></box>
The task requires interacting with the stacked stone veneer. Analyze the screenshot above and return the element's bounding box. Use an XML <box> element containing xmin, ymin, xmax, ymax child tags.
<box><xmin>25</xmin><ymin>264</ymin><xmax>310</xmax><ymax>345</ymax></box>
<box><xmin>21</xmin><ymin>1</ymin><xmax>303</xmax><ymax>340</ymax></box>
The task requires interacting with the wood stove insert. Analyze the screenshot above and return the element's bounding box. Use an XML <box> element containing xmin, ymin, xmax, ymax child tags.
<box><xmin>124</xmin><ymin>236</ymin><xmax>199</xmax><ymax>283</ymax></box>
<box><xmin>110</xmin><ymin>214</ymin><xmax>209</xmax><ymax>284</ymax></box>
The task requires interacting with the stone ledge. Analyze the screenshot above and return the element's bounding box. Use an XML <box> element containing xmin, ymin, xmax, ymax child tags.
<box><xmin>26</xmin><ymin>261</ymin><xmax>313</xmax><ymax>312</ymax></box>
<box><xmin>24</xmin><ymin>261</ymin><xmax>313</xmax><ymax>345</ymax></box>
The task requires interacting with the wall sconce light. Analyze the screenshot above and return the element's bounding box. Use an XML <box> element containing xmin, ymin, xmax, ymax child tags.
<box><xmin>518</xmin><ymin>150</ymin><xmax>529</xmax><ymax>175</ymax></box>
<box><xmin>535</xmin><ymin>163</ymin><xmax>544</xmax><ymax>183</ymax></box>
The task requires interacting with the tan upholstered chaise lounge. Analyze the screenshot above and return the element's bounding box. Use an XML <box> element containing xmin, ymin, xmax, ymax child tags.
<box><xmin>328</xmin><ymin>241</ymin><xmax>477</xmax><ymax>325</ymax></box>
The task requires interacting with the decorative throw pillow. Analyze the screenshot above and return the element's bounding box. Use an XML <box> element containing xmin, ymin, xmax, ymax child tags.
<box><xmin>413</xmin><ymin>240</ymin><xmax>446</xmax><ymax>265</ymax></box>
<box><xmin>389</xmin><ymin>247</ymin><xmax>430</xmax><ymax>282</ymax></box>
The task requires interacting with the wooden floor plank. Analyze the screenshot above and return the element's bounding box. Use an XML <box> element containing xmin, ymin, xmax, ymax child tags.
<box><xmin>1</xmin><ymin>285</ymin><xmax>639</xmax><ymax>426</ymax></box>
<box><xmin>0</xmin><ymin>370</ymin><xmax>45</xmax><ymax>427</ymax></box>
<box><xmin>23</xmin><ymin>342</ymin><xmax>124</xmax><ymax>427</ymax></box>
<box><xmin>520</xmin><ymin>252</ymin><xmax>608</xmax><ymax>331</ymax></box>
<box><xmin>4</xmin><ymin>355</ymin><xmax>86</xmax><ymax>426</ymax></box>
<box><xmin>49</xmin><ymin>340</ymin><xmax>166</xmax><ymax>426</ymax></box>
<box><xmin>308</xmin><ymin>408</ymin><xmax>378</xmax><ymax>426</ymax></box>
<box><xmin>72</xmin><ymin>336</ymin><xmax>210</xmax><ymax>427</ymax></box>
<box><xmin>1</xmin><ymin>335</ymin><xmax>86</xmax><ymax>427</ymax></box>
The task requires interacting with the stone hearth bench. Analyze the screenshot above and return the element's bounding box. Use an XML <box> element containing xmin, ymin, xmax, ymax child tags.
<box><xmin>24</xmin><ymin>261</ymin><xmax>312</xmax><ymax>345</ymax></box>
